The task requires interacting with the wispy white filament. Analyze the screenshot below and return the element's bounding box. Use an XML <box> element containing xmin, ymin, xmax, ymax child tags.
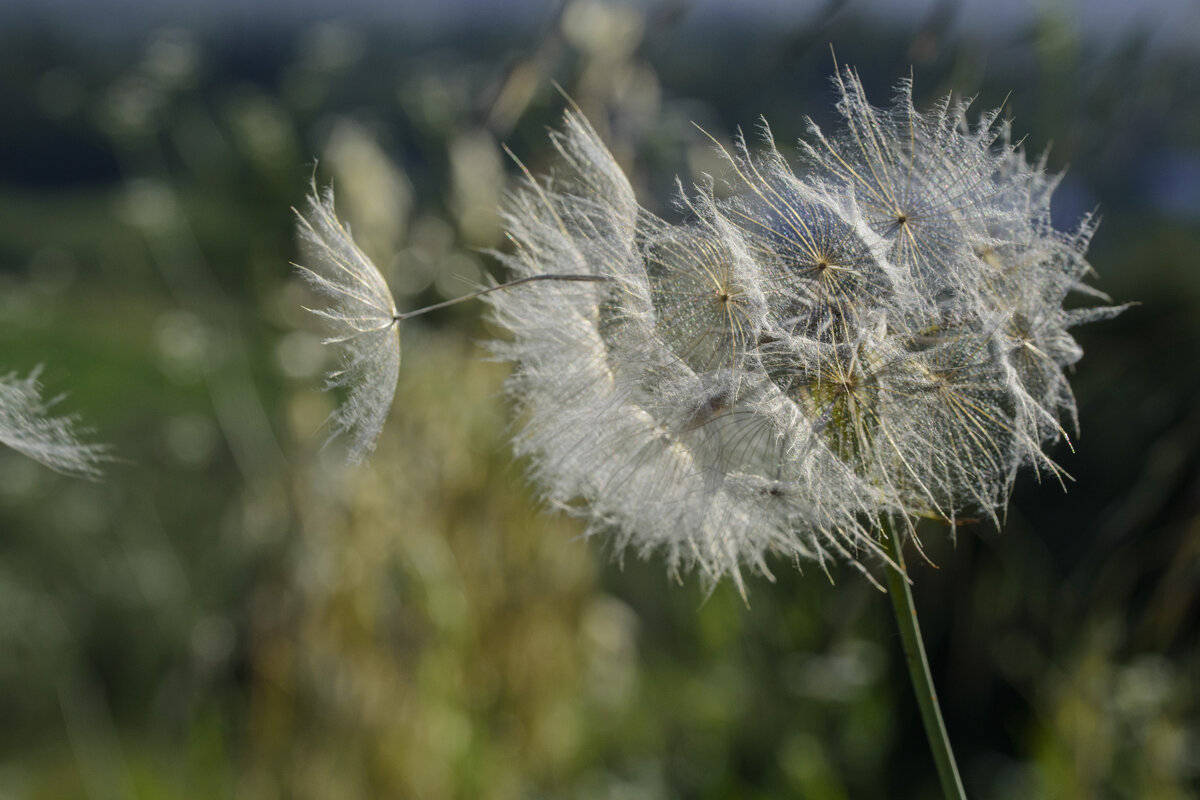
<box><xmin>0</xmin><ymin>367</ymin><xmax>107</xmax><ymax>478</ymax></box>
<box><xmin>294</xmin><ymin>185</ymin><xmax>400</xmax><ymax>464</ymax></box>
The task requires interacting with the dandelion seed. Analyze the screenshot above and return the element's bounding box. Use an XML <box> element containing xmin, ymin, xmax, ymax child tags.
<box><xmin>294</xmin><ymin>184</ymin><xmax>401</xmax><ymax>464</ymax></box>
<box><xmin>0</xmin><ymin>366</ymin><xmax>107</xmax><ymax>478</ymax></box>
<box><xmin>295</xmin><ymin>180</ymin><xmax>610</xmax><ymax>463</ymax></box>
<box><xmin>643</xmin><ymin>217</ymin><xmax>765</xmax><ymax>374</ymax></box>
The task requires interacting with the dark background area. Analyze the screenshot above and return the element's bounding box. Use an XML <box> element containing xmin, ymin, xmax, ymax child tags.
<box><xmin>1</xmin><ymin>1</ymin><xmax>1197</xmax><ymax>797</ymax></box>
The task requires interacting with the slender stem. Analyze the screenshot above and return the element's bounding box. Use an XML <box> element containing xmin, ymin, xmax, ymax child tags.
<box><xmin>394</xmin><ymin>274</ymin><xmax>610</xmax><ymax>321</ymax></box>
<box><xmin>883</xmin><ymin>526</ymin><xmax>968</xmax><ymax>800</ymax></box>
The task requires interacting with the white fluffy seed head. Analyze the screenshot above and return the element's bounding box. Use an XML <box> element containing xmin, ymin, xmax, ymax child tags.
<box><xmin>487</xmin><ymin>70</ymin><xmax>1124</xmax><ymax>591</ymax></box>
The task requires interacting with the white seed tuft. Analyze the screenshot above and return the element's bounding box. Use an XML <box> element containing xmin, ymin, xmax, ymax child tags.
<box><xmin>294</xmin><ymin>184</ymin><xmax>400</xmax><ymax>464</ymax></box>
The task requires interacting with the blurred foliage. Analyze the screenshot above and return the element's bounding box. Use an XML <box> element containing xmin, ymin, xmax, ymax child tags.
<box><xmin>0</xmin><ymin>1</ymin><xmax>1198</xmax><ymax>798</ymax></box>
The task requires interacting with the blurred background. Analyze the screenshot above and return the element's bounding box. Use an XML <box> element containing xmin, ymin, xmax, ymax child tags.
<box><xmin>1</xmin><ymin>0</ymin><xmax>1197</xmax><ymax>798</ymax></box>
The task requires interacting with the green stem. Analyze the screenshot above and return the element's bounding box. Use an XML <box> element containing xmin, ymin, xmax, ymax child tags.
<box><xmin>883</xmin><ymin>527</ymin><xmax>968</xmax><ymax>800</ymax></box>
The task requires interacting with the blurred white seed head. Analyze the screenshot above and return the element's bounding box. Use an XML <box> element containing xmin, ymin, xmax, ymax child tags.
<box><xmin>0</xmin><ymin>366</ymin><xmax>107</xmax><ymax>478</ymax></box>
<box><xmin>294</xmin><ymin>184</ymin><xmax>400</xmax><ymax>464</ymax></box>
<box><xmin>486</xmin><ymin>69</ymin><xmax>1126</xmax><ymax>593</ymax></box>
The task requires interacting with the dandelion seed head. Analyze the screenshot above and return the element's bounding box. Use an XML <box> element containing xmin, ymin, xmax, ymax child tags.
<box><xmin>487</xmin><ymin>70</ymin><xmax>1122</xmax><ymax>589</ymax></box>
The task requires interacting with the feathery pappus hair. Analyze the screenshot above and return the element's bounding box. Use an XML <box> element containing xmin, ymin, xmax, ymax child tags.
<box><xmin>294</xmin><ymin>184</ymin><xmax>401</xmax><ymax>465</ymax></box>
<box><xmin>0</xmin><ymin>366</ymin><xmax>107</xmax><ymax>478</ymax></box>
